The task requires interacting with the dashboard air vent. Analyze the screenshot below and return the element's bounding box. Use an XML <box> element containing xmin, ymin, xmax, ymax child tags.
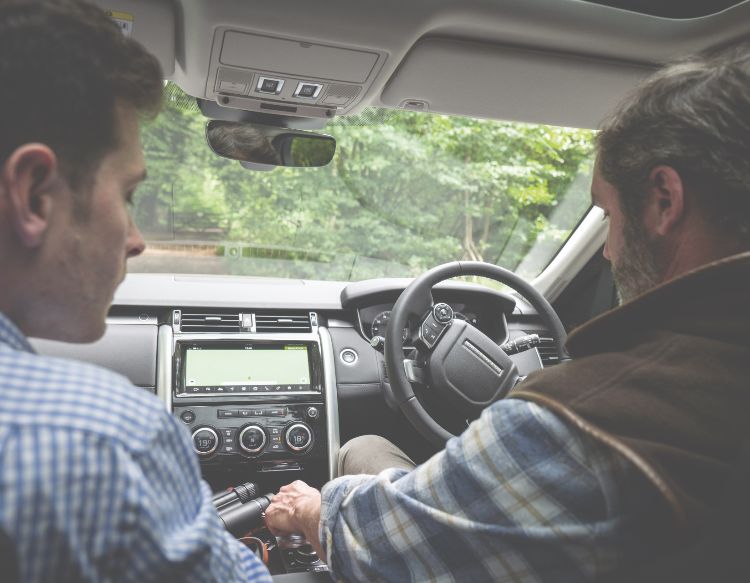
<box><xmin>180</xmin><ymin>311</ymin><xmax>241</xmax><ymax>333</ymax></box>
<box><xmin>255</xmin><ymin>313</ymin><xmax>312</xmax><ymax>333</ymax></box>
<box><xmin>536</xmin><ymin>337</ymin><xmax>561</xmax><ymax>367</ymax></box>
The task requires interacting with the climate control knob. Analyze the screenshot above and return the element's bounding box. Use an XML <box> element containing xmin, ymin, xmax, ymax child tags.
<box><xmin>285</xmin><ymin>423</ymin><xmax>313</xmax><ymax>452</ymax></box>
<box><xmin>192</xmin><ymin>427</ymin><xmax>219</xmax><ymax>456</ymax></box>
<box><xmin>239</xmin><ymin>425</ymin><xmax>267</xmax><ymax>454</ymax></box>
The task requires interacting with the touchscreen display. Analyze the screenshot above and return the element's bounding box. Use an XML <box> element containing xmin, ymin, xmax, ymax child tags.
<box><xmin>184</xmin><ymin>344</ymin><xmax>311</xmax><ymax>389</ymax></box>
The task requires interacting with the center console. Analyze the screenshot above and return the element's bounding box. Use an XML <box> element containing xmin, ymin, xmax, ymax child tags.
<box><xmin>156</xmin><ymin>310</ymin><xmax>340</xmax><ymax>490</ymax></box>
<box><xmin>155</xmin><ymin>310</ymin><xmax>339</xmax><ymax>577</ymax></box>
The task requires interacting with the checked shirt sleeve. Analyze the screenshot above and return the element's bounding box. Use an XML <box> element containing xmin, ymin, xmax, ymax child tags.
<box><xmin>320</xmin><ymin>399</ymin><xmax>658</xmax><ymax>583</ymax></box>
<box><xmin>0</xmin><ymin>408</ymin><xmax>272</xmax><ymax>583</ymax></box>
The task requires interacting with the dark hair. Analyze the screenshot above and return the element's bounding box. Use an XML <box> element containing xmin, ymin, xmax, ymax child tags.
<box><xmin>596</xmin><ymin>42</ymin><xmax>750</xmax><ymax>243</ymax></box>
<box><xmin>0</xmin><ymin>0</ymin><xmax>163</xmax><ymax>196</ymax></box>
<box><xmin>207</xmin><ymin>121</ymin><xmax>282</xmax><ymax>166</ymax></box>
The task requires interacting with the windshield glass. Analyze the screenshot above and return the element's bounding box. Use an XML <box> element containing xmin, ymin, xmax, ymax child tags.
<box><xmin>130</xmin><ymin>83</ymin><xmax>594</xmax><ymax>281</ymax></box>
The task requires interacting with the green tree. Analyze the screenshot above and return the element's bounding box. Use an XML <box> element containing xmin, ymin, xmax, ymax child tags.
<box><xmin>134</xmin><ymin>84</ymin><xmax>594</xmax><ymax>281</ymax></box>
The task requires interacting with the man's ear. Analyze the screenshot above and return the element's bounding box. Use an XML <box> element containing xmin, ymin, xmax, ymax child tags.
<box><xmin>0</xmin><ymin>144</ymin><xmax>60</xmax><ymax>248</ymax></box>
<box><xmin>645</xmin><ymin>165</ymin><xmax>686</xmax><ymax>237</ymax></box>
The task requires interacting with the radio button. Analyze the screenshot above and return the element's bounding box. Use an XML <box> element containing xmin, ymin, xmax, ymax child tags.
<box><xmin>239</xmin><ymin>409</ymin><xmax>266</xmax><ymax>417</ymax></box>
<box><xmin>286</xmin><ymin>423</ymin><xmax>313</xmax><ymax>452</ymax></box>
<box><xmin>239</xmin><ymin>425</ymin><xmax>266</xmax><ymax>454</ymax></box>
<box><xmin>192</xmin><ymin>427</ymin><xmax>219</xmax><ymax>456</ymax></box>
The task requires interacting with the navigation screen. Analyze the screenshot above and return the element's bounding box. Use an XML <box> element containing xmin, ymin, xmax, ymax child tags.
<box><xmin>184</xmin><ymin>344</ymin><xmax>311</xmax><ymax>389</ymax></box>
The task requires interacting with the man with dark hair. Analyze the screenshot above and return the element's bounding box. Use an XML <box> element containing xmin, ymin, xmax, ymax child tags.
<box><xmin>266</xmin><ymin>43</ymin><xmax>750</xmax><ymax>581</ymax></box>
<box><xmin>0</xmin><ymin>2</ymin><xmax>272</xmax><ymax>580</ymax></box>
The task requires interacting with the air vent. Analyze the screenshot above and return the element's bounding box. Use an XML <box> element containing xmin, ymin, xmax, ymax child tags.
<box><xmin>255</xmin><ymin>313</ymin><xmax>312</xmax><ymax>333</ymax></box>
<box><xmin>179</xmin><ymin>311</ymin><xmax>241</xmax><ymax>333</ymax></box>
<box><xmin>537</xmin><ymin>337</ymin><xmax>561</xmax><ymax>367</ymax></box>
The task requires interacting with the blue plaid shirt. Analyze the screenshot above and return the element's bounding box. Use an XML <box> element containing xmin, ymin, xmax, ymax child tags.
<box><xmin>320</xmin><ymin>399</ymin><xmax>666</xmax><ymax>582</ymax></box>
<box><xmin>0</xmin><ymin>313</ymin><xmax>272</xmax><ymax>582</ymax></box>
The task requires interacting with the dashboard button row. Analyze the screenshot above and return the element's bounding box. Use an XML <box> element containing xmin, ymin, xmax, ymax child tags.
<box><xmin>184</xmin><ymin>385</ymin><xmax>311</xmax><ymax>394</ymax></box>
<box><xmin>191</xmin><ymin>422</ymin><xmax>313</xmax><ymax>456</ymax></box>
<box><xmin>218</xmin><ymin>408</ymin><xmax>286</xmax><ymax>419</ymax></box>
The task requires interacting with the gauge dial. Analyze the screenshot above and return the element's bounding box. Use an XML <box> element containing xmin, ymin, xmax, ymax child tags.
<box><xmin>453</xmin><ymin>312</ymin><xmax>478</xmax><ymax>325</ymax></box>
<box><xmin>370</xmin><ymin>310</ymin><xmax>410</xmax><ymax>341</ymax></box>
<box><xmin>371</xmin><ymin>309</ymin><xmax>476</xmax><ymax>338</ymax></box>
<box><xmin>370</xmin><ymin>310</ymin><xmax>392</xmax><ymax>338</ymax></box>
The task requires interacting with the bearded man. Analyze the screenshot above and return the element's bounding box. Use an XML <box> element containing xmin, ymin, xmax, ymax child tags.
<box><xmin>265</xmin><ymin>43</ymin><xmax>750</xmax><ymax>582</ymax></box>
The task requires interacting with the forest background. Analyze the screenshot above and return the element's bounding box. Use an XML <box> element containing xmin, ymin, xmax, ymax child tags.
<box><xmin>131</xmin><ymin>83</ymin><xmax>595</xmax><ymax>282</ymax></box>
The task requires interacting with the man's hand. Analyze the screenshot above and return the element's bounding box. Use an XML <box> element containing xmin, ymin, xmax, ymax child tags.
<box><xmin>265</xmin><ymin>480</ymin><xmax>324</xmax><ymax>560</ymax></box>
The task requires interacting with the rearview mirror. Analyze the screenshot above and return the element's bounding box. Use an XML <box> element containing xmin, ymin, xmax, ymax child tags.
<box><xmin>205</xmin><ymin>120</ymin><xmax>336</xmax><ymax>169</ymax></box>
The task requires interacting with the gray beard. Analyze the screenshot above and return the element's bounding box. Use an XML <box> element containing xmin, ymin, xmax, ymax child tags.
<box><xmin>611</xmin><ymin>220</ymin><xmax>662</xmax><ymax>304</ymax></box>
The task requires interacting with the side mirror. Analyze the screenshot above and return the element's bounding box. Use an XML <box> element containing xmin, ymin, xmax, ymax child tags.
<box><xmin>205</xmin><ymin>120</ymin><xmax>336</xmax><ymax>168</ymax></box>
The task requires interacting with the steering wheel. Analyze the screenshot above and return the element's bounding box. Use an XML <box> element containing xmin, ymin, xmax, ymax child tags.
<box><xmin>385</xmin><ymin>261</ymin><xmax>567</xmax><ymax>446</ymax></box>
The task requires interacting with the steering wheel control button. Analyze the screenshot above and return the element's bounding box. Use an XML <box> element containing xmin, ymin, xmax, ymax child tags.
<box><xmin>286</xmin><ymin>423</ymin><xmax>313</xmax><ymax>451</ymax></box>
<box><xmin>180</xmin><ymin>410</ymin><xmax>196</xmax><ymax>424</ymax></box>
<box><xmin>340</xmin><ymin>348</ymin><xmax>358</xmax><ymax>365</ymax></box>
<box><xmin>306</xmin><ymin>406</ymin><xmax>320</xmax><ymax>420</ymax></box>
<box><xmin>192</xmin><ymin>427</ymin><xmax>219</xmax><ymax>456</ymax></box>
<box><xmin>433</xmin><ymin>303</ymin><xmax>454</xmax><ymax>324</ymax></box>
<box><xmin>422</xmin><ymin>325</ymin><xmax>438</xmax><ymax>345</ymax></box>
<box><xmin>239</xmin><ymin>425</ymin><xmax>267</xmax><ymax>454</ymax></box>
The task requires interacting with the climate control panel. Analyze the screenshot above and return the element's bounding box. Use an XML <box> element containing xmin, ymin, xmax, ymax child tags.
<box><xmin>174</xmin><ymin>403</ymin><xmax>326</xmax><ymax>469</ymax></box>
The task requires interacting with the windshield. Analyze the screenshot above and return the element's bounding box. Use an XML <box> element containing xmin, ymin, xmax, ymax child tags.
<box><xmin>130</xmin><ymin>83</ymin><xmax>594</xmax><ymax>281</ymax></box>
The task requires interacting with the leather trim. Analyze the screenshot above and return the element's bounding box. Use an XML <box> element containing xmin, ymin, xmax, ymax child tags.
<box><xmin>512</xmin><ymin>389</ymin><xmax>689</xmax><ymax>529</ymax></box>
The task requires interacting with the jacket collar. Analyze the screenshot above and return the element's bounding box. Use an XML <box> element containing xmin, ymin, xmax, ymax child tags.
<box><xmin>566</xmin><ymin>251</ymin><xmax>750</xmax><ymax>357</ymax></box>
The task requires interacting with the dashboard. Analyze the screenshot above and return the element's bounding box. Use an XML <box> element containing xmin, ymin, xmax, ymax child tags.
<box><xmin>30</xmin><ymin>273</ymin><xmax>558</xmax><ymax>493</ymax></box>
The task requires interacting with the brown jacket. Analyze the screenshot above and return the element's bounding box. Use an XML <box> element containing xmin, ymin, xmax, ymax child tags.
<box><xmin>510</xmin><ymin>251</ymin><xmax>750</xmax><ymax>533</ymax></box>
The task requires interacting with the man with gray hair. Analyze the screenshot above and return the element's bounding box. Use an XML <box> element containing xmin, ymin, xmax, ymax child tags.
<box><xmin>266</xmin><ymin>43</ymin><xmax>750</xmax><ymax>581</ymax></box>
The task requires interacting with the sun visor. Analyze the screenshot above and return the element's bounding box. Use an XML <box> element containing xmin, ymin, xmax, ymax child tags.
<box><xmin>381</xmin><ymin>38</ymin><xmax>653</xmax><ymax>129</ymax></box>
<box><xmin>93</xmin><ymin>0</ymin><xmax>175</xmax><ymax>76</ymax></box>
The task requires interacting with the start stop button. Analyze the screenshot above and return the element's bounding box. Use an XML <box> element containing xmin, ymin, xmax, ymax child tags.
<box><xmin>339</xmin><ymin>348</ymin><xmax>358</xmax><ymax>365</ymax></box>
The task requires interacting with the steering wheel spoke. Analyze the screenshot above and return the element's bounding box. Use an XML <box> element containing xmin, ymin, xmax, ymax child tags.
<box><xmin>403</xmin><ymin>359</ymin><xmax>427</xmax><ymax>384</ymax></box>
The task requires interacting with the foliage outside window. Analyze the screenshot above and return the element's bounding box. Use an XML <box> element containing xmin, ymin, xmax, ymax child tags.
<box><xmin>130</xmin><ymin>83</ymin><xmax>594</xmax><ymax>281</ymax></box>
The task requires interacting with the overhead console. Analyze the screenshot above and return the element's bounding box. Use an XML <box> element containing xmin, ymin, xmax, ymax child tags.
<box><xmin>205</xmin><ymin>28</ymin><xmax>387</xmax><ymax>118</ymax></box>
